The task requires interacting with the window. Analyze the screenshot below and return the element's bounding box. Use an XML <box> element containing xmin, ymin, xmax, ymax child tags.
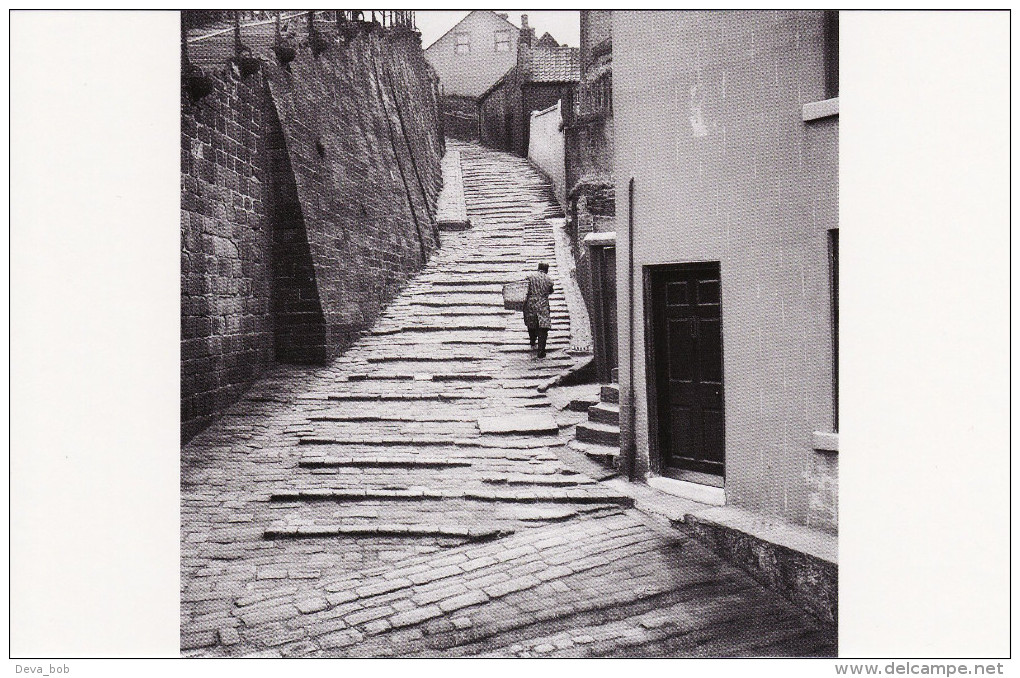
<box><xmin>828</xmin><ymin>228</ymin><xmax>839</xmax><ymax>431</ymax></box>
<box><xmin>823</xmin><ymin>10</ymin><xmax>839</xmax><ymax>98</ymax></box>
<box><xmin>455</xmin><ymin>32</ymin><xmax>470</xmax><ymax>55</ymax></box>
<box><xmin>495</xmin><ymin>30</ymin><xmax>510</xmax><ymax>52</ymax></box>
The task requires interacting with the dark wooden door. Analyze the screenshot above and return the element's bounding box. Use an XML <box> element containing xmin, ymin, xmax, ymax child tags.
<box><xmin>649</xmin><ymin>262</ymin><xmax>724</xmax><ymax>483</ymax></box>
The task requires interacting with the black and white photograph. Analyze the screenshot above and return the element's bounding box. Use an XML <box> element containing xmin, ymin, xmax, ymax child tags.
<box><xmin>9</xmin><ymin>8</ymin><xmax>1010</xmax><ymax>667</ymax></box>
<box><xmin>178</xmin><ymin>9</ymin><xmax>838</xmax><ymax>657</ymax></box>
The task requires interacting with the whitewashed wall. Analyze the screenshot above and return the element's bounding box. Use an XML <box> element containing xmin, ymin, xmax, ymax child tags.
<box><xmin>527</xmin><ymin>100</ymin><xmax>566</xmax><ymax>208</ymax></box>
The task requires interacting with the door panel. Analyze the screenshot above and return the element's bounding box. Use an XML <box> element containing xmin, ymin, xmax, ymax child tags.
<box><xmin>699</xmin><ymin>319</ymin><xmax>722</xmax><ymax>382</ymax></box>
<box><xmin>649</xmin><ymin>262</ymin><xmax>725</xmax><ymax>480</ymax></box>
<box><xmin>667</xmin><ymin>320</ymin><xmax>693</xmax><ymax>381</ymax></box>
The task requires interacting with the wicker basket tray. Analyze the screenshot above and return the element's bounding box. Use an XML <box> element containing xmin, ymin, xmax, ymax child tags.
<box><xmin>502</xmin><ymin>281</ymin><xmax>528</xmax><ymax>311</ymax></box>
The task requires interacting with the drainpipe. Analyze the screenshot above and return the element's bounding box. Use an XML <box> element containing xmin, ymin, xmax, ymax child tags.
<box><xmin>623</xmin><ymin>177</ymin><xmax>637</xmax><ymax>481</ymax></box>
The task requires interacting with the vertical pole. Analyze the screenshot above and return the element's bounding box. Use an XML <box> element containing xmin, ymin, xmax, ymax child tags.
<box><xmin>624</xmin><ymin>177</ymin><xmax>638</xmax><ymax>481</ymax></box>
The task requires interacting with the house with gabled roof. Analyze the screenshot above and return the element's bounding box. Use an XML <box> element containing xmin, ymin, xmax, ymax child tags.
<box><xmin>424</xmin><ymin>10</ymin><xmax>521</xmax><ymax>98</ymax></box>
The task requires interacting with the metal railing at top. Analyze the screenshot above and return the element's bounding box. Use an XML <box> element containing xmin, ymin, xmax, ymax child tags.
<box><xmin>185</xmin><ymin>10</ymin><xmax>416</xmax><ymax>44</ymax></box>
<box><xmin>182</xmin><ymin>10</ymin><xmax>417</xmax><ymax>70</ymax></box>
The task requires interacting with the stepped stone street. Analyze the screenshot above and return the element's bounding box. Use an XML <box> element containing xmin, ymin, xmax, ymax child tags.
<box><xmin>180</xmin><ymin>142</ymin><xmax>837</xmax><ymax>658</ymax></box>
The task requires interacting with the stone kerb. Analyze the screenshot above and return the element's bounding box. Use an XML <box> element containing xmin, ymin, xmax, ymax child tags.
<box><xmin>436</xmin><ymin>150</ymin><xmax>471</xmax><ymax>231</ymax></box>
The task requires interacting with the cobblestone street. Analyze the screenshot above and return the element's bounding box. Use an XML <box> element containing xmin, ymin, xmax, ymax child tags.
<box><xmin>180</xmin><ymin>142</ymin><xmax>837</xmax><ymax>658</ymax></box>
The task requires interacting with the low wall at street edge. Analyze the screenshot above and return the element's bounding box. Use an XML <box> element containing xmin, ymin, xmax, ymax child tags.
<box><xmin>181</xmin><ymin>25</ymin><xmax>443</xmax><ymax>441</ymax></box>
<box><xmin>528</xmin><ymin>100</ymin><xmax>566</xmax><ymax>208</ymax></box>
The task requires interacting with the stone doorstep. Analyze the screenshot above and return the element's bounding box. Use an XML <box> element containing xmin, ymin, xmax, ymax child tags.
<box><xmin>683</xmin><ymin>505</ymin><xmax>837</xmax><ymax>567</ymax></box>
<box><xmin>608</xmin><ymin>476</ymin><xmax>838</xmax><ymax>626</ymax></box>
<box><xmin>681</xmin><ymin>508</ymin><xmax>838</xmax><ymax>627</ymax></box>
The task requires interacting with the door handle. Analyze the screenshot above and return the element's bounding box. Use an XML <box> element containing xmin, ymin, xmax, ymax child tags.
<box><xmin>689</xmin><ymin>320</ymin><xmax>698</xmax><ymax>338</ymax></box>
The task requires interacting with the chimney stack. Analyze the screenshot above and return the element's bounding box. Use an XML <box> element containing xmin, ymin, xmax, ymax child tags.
<box><xmin>519</xmin><ymin>13</ymin><xmax>533</xmax><ymax>47</ymax></box>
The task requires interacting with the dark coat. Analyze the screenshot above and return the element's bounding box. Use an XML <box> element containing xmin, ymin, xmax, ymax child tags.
<box><xmin>523</xmin><ymin>271</ymin><xmax>554</xmax><ymax>330</ymax></box>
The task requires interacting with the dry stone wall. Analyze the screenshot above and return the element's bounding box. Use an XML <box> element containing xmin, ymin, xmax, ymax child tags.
<box><xmin>181</xmin><ymin>24</ymin><xmax>443</xmax><ymax>440</ymax></box>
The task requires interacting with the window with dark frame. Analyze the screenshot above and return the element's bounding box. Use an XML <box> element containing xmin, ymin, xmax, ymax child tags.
<box><xmin>823</xmin><ymin>10</ymin><xmax>839</xmax><ymax>98</ymax></box>
<box><xmin>829</xmin><ymin>228</ymin><xmax>839</xmax><ymax>431</ymax></box>
<box><xmin>455</xmin><ymin>32</ymin><xmax>470</xmax><ymax>55</ymax></box>
<box><xmin>495</xmin><ymin>29</ymin><xmax>510</xmax><ymax>52</ymax></box>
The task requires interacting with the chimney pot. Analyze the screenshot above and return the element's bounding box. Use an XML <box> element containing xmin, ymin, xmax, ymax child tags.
<box><xmin>521</xmin><ymin>14</ymin><xmax>528</xmax><ymax>28</ymax></box>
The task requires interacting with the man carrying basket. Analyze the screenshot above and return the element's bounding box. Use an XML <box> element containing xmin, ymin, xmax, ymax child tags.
<box><xmin>522</xmin><ymin>263</ymin><xmax>554</xmax><ymax>358</ymax></box>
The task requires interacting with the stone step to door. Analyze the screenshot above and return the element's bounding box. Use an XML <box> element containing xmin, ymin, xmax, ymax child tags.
<box><xmin>479</xmin><ymin>472</ymin><xmax>597</xmax><ymax>487</ymax></box>
<box><xmin>587</xmin><ymin>402</ymin><xmax>620</xmax><ymax>426</ymax></box>
<box><xmin>575</xmin><ymin>421</ymin><xmax>621</xmax><ymax>447</ymax></box>
<box><xmin>568</xmin><ymin>439</ymin><xmax>621</xmax><ymax>469</ymax></box>
<box><xmin>600</xmin><ymin>383</ymin><xmax>620</xmax><ymax>404</ymax></box>
<box><xmin>566</xmin><ymin>397</ymin><xmax>600</xmax><ymax>412</ymax></box>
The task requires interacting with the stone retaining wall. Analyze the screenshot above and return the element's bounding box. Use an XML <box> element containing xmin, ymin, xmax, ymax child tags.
<box><xmin>181</xmin><ymin>25</ymin><xmax>443</xmax><ymax>440</ymax></box>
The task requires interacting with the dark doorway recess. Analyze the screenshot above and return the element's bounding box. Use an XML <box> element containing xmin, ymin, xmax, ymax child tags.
<box><xmin>645</xmin><ymin>261</ymin><xmax>725</xmax><ymax>486</ymax></box>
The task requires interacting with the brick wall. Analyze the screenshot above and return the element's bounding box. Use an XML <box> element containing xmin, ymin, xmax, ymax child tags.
<box><xmin>579</xmin><ymin>10</ymin><xmax>612</xmax><ymax>70</ymax></box>
<box><xmin>181</xmin><ymin>69</ymin><xmax>276</xmax><ymax>441</ymax></box>
<box><xmin>441</xmin><ymin>95</ymin><xmax>479</xmax><ymax>141</ymax></box>
<box><xmin>181</xmin><ymin>24</ymin><xmax>442</xmax><ymax>441</ymax></box>
<box><xmin>479</xmin><ymin>69</ymin><xmax>523</xmax><ymax>154</ymax></box>
<box><xmin>266</xmin><ymin>25</ymin><xmax>443</xmax><ymax>361</ymax></box>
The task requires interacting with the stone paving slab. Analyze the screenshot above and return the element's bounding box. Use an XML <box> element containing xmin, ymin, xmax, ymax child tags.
<box><xmin>477</xmin><ymin>414</ymin><xmax>559</xmax><ymax>435</ymax></box>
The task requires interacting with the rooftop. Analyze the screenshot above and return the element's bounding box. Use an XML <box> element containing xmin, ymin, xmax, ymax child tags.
<box><xmin>530</xmin><ymin>46</ymin><xmax>580</xmax><ymax>83</ymax></box>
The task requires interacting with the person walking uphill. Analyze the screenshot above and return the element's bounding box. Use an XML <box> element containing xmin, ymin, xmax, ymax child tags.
<box><xmin>523</xmin><ymin>263</ymin><xmax>554</xmax><ymax>358</ymax></box>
